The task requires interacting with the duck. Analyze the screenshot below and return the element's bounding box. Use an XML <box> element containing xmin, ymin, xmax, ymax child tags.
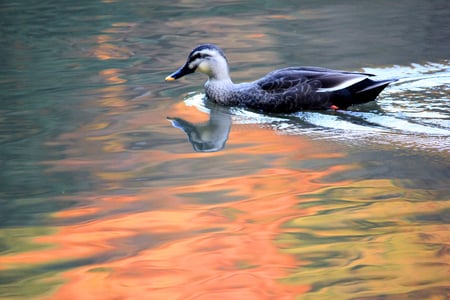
<box><xmin>165</xmin><ymin>44</ymin><xmax>397</xmax><ymax>113</ymax></box>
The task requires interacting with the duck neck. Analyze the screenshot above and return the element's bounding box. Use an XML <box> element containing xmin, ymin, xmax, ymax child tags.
<box><xmin>208</xmin><ymin>74</ymin><xmax>233</xmax><ymax>84</ymax></box>
<box><xmin>203</xmin><ymin>56</ymin><xmax>236</xmax><ymax>104</ymax></box>
<box><xmin>205</xmin><ymin>76</ymin><xmax>235</xmax><ymax>105</ymax></box>
<box><xmin>207</xmin><ymin>55</ymin><xmax>233</xmax><ymax>83</ymax></box>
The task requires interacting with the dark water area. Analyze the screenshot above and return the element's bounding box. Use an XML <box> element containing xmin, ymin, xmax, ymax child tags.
<box><xmin>1</xmin><ymin>1</ymin><xmax>449</xmax><ymax>299</ymax></box>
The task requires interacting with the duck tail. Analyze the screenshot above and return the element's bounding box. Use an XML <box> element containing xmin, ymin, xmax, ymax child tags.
<box><xmin>332</xmin><ymin>78</ymin><xmax>397</xmax><ymax>109</ymax></box>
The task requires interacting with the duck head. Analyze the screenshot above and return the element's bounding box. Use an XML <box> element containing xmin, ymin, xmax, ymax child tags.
<box><xmin>165</xmin><ymin>44</ymin><xmax>231</xmax><ymax>81</ymax></box>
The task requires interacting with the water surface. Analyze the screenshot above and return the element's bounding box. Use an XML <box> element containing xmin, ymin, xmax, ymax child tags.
<box><xmin>1</xmin><ymin>1</ymin><xmax>449</xmax><ymax>299</ymax></box>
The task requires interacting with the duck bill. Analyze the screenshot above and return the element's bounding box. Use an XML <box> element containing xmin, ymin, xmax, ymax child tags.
<box><xmin>165</xmin><ymin>63</ymin><xmax>195</xmax><ymax>81</ymax></box>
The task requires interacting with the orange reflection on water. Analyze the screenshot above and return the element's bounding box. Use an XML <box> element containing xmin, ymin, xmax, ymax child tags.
<box><xmin>0</xmin><ymin>71</ymin><xmax>353</xmax><ymax>299</ymax></box>
<box><xmin>37</xmin><ymin>109</ymin><xmax>346</xmax><ymax>299</ymax></box>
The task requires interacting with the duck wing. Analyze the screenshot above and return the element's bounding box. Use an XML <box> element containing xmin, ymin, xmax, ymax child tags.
<box><xmin>254</xmin><ymin>67</ymin><xmax>395</xmax><ymax>111</ymax></box>
<box><xmin>256</xmin><ymin>67</ymin><xmax>373</xmax><ymax>92</ymax></box>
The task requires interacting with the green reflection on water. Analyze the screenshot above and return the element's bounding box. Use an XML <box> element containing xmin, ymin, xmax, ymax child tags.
<box><xmin>0</xmin><ymin>227</ymin><xmax>54</xmax><ymax>255</ymax></box>
<box><xmin>0</xmin><ymin>271</ymin><xmax>64</xmax><ymax>300</ymax></box>
<box><xmin>0</xmin><ymin>227</ymin><xmax>62</xmax><ymax>299</ymax></box>
<box><xmin>278</xmin><ymin>180</ymin><xmax>449</xmax><ymax>299</ymax></box>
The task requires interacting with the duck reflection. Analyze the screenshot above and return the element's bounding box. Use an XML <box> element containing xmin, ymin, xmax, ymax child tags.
<box><xmin>167</xmin><ymin>105</ymin><xmax>232</xmax><ymax>152</ymax></box>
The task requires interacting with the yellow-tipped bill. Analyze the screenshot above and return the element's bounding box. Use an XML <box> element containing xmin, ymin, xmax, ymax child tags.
<box><xmin>165</xmin><ymin>63</ymin><xmax>195</xmax><ymax>81</ymax></box>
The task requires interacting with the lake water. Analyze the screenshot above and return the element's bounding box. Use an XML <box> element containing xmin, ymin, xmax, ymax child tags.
<box><xmin>1</xmin><ymin>1</ymin><xmax>449</xmax><ymax>299</ymax></box>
